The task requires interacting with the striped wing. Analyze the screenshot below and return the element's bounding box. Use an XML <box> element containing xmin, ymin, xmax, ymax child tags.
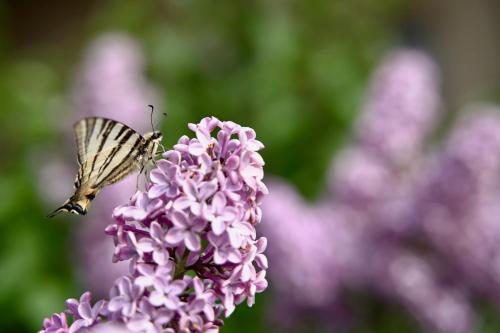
<box><xmin>74</xmin><ymin>117</ymin><xmax>145</xmax><ymax>188</ymax></box>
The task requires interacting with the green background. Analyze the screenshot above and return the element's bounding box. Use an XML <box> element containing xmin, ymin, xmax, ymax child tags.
<box><xmin>1</xmin><ymin>0</ymin><xmax>500</xmax><ymax>332</ymax></box>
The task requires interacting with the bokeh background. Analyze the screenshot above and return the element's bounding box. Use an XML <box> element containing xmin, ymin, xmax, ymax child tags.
<box><xmin>2</xmin><ymin>0</ymin><xmax>500</xmax><ymax>332</ymax></box>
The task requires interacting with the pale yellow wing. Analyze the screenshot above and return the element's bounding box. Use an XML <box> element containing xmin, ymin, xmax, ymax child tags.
<box><xmin>73</xmin><ymin>117</ymin><xmax>145</xmax><ymax>189</ymax></box>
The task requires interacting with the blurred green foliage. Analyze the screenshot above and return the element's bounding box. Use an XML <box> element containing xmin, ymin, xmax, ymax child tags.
<box><xmin>4</xmin><ymin>0</ymin><xmax>487</xmax><ymax>332</ymax></box>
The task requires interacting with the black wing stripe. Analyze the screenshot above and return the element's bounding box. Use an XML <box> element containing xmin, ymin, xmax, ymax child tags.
<box><xmin>87</xmin><ymin>120</ymin><xmax>105</xmax><ymax>178</ymax></box>
<box><xmin>97</xmin><ymin>128</ymin><xmax>136</xmax><ymax>174</ymax></box>
<box><xmin>119</xmin><ymin>129</ymin><xmax>135</xmax><ymax>145</ymax></box>
<box><xmin>97</xmin><ymin>118</ymin><xmax>109</xmax><ymax>137</ymax></box>
<box><xmin>97</xmin><ymin>146</ymin><xmax>120</xmax><ymax>174</ymax></box>
<box><xmin>99</xmin><ymin>120</ymin><xmax>115</xmax><ymax>151</ymax></box>
<box><xmin>114</xmin><ymin>125</ymin><xmax>128</xmax><ymax>140</ymax></box>
<box><xmin>94</xmin><ymin>154</ymin><xmax>134</xmax><ymax>188</ymax></box>
<box><xmin>109</xmin><ymin>164</ymin><xmax>137</xmax><ymax>185</ymax></box>
<box><xmin>89</xmin><ymin>120</ymin><xmax>117</xmax><ymax>177</ymax></box>
<box><xmin>94</xmin><ymin>136</ymin><xmax>143</xmax><ymax>188</ymax></box>
<box><xmin>84</xmin><ymin>118</ymin><xmax>97</xmax><ymax>148</ymax></box>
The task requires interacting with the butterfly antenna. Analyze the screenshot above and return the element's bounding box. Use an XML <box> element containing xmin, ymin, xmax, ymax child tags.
<box><xmin>148</xmin><ymin>104</ymin><xmax>155</xmax><ymax>132</ymax></box>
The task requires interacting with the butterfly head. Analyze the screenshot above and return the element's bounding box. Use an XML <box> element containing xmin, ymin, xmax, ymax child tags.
<box><xmin>151</xmin><ymin>131</ymin><xmax>162</xmax><ymax>141</ymax></box>
<box><xmin>46</xmin><ymin>191</ymin><xmax>96</xmax><ymax>218</ymax></box>
<box><xmin>47</xmin><ymin>200</ymin><xmax>87</xmax><ymax>218</ymax></box>
<box><xmin>143</xmin><ymin>131</ymin><xmax>163</xmax><ymax>157</ymax></box>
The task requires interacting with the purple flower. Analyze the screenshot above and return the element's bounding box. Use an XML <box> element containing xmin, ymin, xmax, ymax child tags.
<box><xmin>245</xmin><ymin>270</ymin><xmax>268</xmax><ymax>307</ymax></box>
<box><xmin>375</xmin><ymin>252</ymin><xmax>472</xmax><ymax>333</ymax></box>
<box><xmin>39</xmin><ymin>313</ymin><xmax>69</xmax><ymax>333</ymax></box>
<box><xmin>114</xmin><ymin>192</ymin><xmax>163</xmax><ymax>222</ymax></box>
<box><xmin>108</xmin><ymin>277</ymin><xmax>142</xmax><ymax>318</ymax></box>
<box><xmin>189</xmin><ymin>277</ymin><xmax>217</xmax><ymax>321</ymax></box>
<box><xmin>83</xmin><ymin>322</ymin><xmax>132</xmax><ymax>333</ymax></box>
<box><xmin>165</xmin><ymin>210</ymin><xmax>206</xmax><ymax>251</ymax></box>
<box><xmin>207</xmin><ymin>233</ymin><xmax>241</xmax><ymax>265</ymax></box>
<box><xmin>64</xmin><ymin>292</ymin><xmax>105</xmax><ymax>333</ymax></box>
<box><xmin>126</xmin><ymin>300</ymin><xmax>173</xmax><ymax>333</ymax></box>
<box><xmin>65</xmin><ymin>292</ymin><xmax>92</xmax><ymax>320</ymax></box>
<box><xmin>173</xmin><ymin>179</ymin><xmax>218</xmax><ymax>216</ymax></box>
<box><xmin>149</xmin><ymin>278</ymin><xmax>187</xmax><ymax>310</ymax></box>
<box><xmin>187</xmin><ymin>126</ymin><xmax>217</xmax><ymax>156</ymax></box>
<box><xmin>40</xmin><ymin>117</ymin><xmax>267</xmax><ymax>333</ymax></box>
<box><xmin>413</xmin><ymin>110</ymin><xmax>500</xmax><ymax>302</ymax></box>
<box><xmin>68</xmin><ymin>302</ymin><xmax>105</xmax><ymax>333</ymax></box>
<box><xmin>261</xmin><ymin>49</ymin><xmax>479</xmax><ymax>333</ymax></box>
<box><xmin>356</xmin><ymin>49</ymin><xmax>440</xmax><ymax>164</ymax></box>
<box><xmin>136</xmin><ymin>222</ymin><xmax>171</xmax><ymax>265</ymax></box>
<box><xmin>148</xmin><ymin>160</ymin><xmax>180</xmax><ymax>199</ymax></box>
<box><xmin>204</xmin><ymin>192</ymin><xmax>239</xmax><ymax>236</ymax></box>
<box><xmin>134</xmin><ymin>263</ymin><xmax>174</xmax><ymax>290</ymax></box>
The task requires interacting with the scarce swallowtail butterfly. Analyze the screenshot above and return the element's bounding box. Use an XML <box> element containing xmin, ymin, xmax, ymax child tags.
<box><xmin>47</xmin><ymin>112</ymin><xmax>162</xmax><ymax>218</ymax></box>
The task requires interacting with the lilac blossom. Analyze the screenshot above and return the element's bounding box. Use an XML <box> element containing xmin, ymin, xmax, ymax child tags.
<box><xmin>40</xmin><ymin>117</ymin><xmax>268</xmax><ymax>333</ymax></box>
<box><xmin>39</xmin><ymin>313</ymin><xmax>70</xmax><ymax>333</ymax></box>
<box><xmin>262</xmin><ymin>49</ymin><xmax>483</xmax><ymax>333</ymax></box>
<box><xmin>81</xmin><ymin>322</ymin><xmax>132</xmax><ymax>333</ymax></box>
<box><xmin>414</xmin><ymin>110</ymin><xmax>500</xmax><ymax>302</ymax></box>
<box><xmin>355</xmin><ymin>49</ymin><xmax>440</xmax><ymax>165</ymax></box>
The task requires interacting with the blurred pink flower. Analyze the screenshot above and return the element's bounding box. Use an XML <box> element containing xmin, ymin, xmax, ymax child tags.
<box><xmin>262</xmin><ymin>49</ymin><xmax>484</xmax><ymax>333</ymax></box>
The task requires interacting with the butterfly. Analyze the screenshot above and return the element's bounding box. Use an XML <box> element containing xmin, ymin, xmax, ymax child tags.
<box><xmin>47</xmin><ymin>115</ymin><xmax>162</xmax><ymax>218</ymax></box>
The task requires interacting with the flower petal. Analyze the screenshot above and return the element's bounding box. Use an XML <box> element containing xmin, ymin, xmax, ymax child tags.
<box><xmin>77</xmin><ymin>302</ymin><xmax>92</xmax><ymax>320</ymax></box>
<box><xmin>108</xmin><ymin>296</ymin><xmax>126</xmax><ymax>312</ymax></box>
<box><xmin>148</xmin><ymin>184</ymin><xmax>166</xmax><ymax>199</ymax></box>
<box><xmin>171</xmin><ymin>210</ymin><xmax>189</xmax><ymax>228</ymax></box>
<box><xmin>165</xmin><ymin>229</ymin><xmax>185</xmax><ymax>245</ymax></box>
<box><xmin>149</xmin><ymin>169</ymin><xmax>167</xmax><ymax>184</ymax></box>
<box><xmin>188</xmin><ymin>141</ymin><xmax>205</xmax><ymax>156</ymax></box>
<box><xmin>153</xmin><ymin>249</ymin><xmax>170</xmax><ymax>266</ymax></box>
<box><xmin>136</xmin><ymin>238</ymin><xmax>155</xmax><ymax>252</ymax></box>
<box><xmin>198</xmin><ymin>180</ymin><xmax>218</xmax><ymax>201</ymax></box>
<box><xmin>149</xmin><ymin>291</ymin><xmax>166</xmax><ymax>307</ymax></box>
<box><xmin>211</xmin><ymin>218</ymin><xmax>226</xmax><ymax>236</ymax></box>
<box><xmin>185</xmin><ymin>232</ymin><xmax>201</xmax><ymax>251</ymax></box>
<box><xmin>173</xmin><ymin>196</ymin><xmax>191</xmax><ymax>211</ymax></box>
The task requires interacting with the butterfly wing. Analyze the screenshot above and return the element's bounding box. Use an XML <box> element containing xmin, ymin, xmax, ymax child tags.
<box><xmin>74</xmin><ymin>117</ymin><xmax>146</xmax><ymax>189</ymax></box>
<box><xmin>47</xmin><ymin>118</ymin><xmax>147</xmax><ymax>218</ymax></box>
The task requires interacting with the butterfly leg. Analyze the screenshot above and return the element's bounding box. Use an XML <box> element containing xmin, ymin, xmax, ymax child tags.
<box><xmin>149</xmin><ymin>154</ymin><xmax>159</xmax><ymax>168</ymax></box>
<box><xmin>136</xmin><ymin>166</ymin><xmax>145</xmax><ymax>192</ymax></box>
<box><xmin>156</xmin><ymin>143</ymin><xmax>167</xmax><ymax>156</ymax></box>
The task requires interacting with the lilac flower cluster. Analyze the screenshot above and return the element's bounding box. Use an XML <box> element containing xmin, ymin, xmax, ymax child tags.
<box><xmin>262</xmin><ymin>49</ymin><xmax>493</xmax><ymax>333</ymax></box>
<box><xmin>40</xmin><ymin>117</ymin><xmax>268</xmax><ymax>333</ymax></box>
